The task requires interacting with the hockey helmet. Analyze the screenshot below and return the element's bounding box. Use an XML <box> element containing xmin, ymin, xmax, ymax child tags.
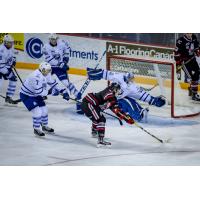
<box><xmin>3</xmin><ymin>34</ymin><xmax>14</xmax><ymax>49</ymax></box>
<box><xmin>124</xmin><ymin>72</ymin><xmax>134</xmax><ymax>83</ymax></box>
<box><xmin>49</xmin><ymin>33</ymin><xmax>58</xmax><ymax>46</ymax></box>
<box><xmin>39</xmin><ymin>62</ymin><xmax>52</xmax><ymax>76</ymax></box>
<box><xmin>110</xmin><ymin>82</ymin><xmax>121</xmax><ymax>96</ymax></box>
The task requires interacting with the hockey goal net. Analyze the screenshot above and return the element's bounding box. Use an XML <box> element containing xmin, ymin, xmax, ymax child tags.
<box><xmin>107</xmin><ymin>55</ymin><xmax>200</xmax><ymax>118</ymax></box>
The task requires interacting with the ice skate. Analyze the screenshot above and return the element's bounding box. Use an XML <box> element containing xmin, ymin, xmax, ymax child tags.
<box><xmin>42</xmin><ymin>126</ymin><xmax>54</xmax><ymax>134</ymax></box>
<box><xmin>5</xmin><ymin>96</ymin><xmax>19</xmax><ymax>106</ymax></box>
<box><xmin>34</xmin><ymin>129</ymin><xmax>45</xmax><ymax>137</ymax></box>
<box><xmin>192</xmin><ymin>94</ymin><xmax>200</xmax><ymax>102</ymax></box>
<box><xmin>97</xmin><ymin>137</ymin><xmax>111</xmax><ymax>148</ymax></box>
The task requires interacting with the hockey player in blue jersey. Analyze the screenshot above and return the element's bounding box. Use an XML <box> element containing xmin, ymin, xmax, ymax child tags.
<box><xmin>0</xmin><ymin>35</ymin><xmax>18</xmax><ymax>104</ymax></box>
<box><xmin>42</xmin><ymin>33</ymin><xmax>82</xmax><ymax>113</ymax></box>
<box><xmin>87</xmin><ymin>68</ymin><xmax>166</xmax><ymax>122</ymax></box>
<box><xmin>20</xmin><ymin>62</ymin><xmax>70</xmax><ymax>136</ymax></box>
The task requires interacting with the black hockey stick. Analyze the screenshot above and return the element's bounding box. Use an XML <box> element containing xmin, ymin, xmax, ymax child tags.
<box><xmin>78</xmin><ymin>50</ymin><xmax>106</xmax><ymax>96</ymax></box>
<box><xmin>0</xmin><ymin>94</ymin><xmax>21</xmax><ymax>103</ymax></box>
<box><xmin>101</xmin><ymin>110</ymin><xmax>123</xmax><ymax>126</ymax></box>
<box><xmin>12</xmin><ymin>67</ymin><xmax>23</xmax><ymax>84</ymax></box>
<box><xmin>68</xmin><ymin>97</ymin><xmax>123</xmax><ymax>125</ymax></box>
<box><xmin>133</xmin><ymin>122</ymin><xmax>165</xmax><ymax>143</ymax></box>
<box><xmin>141</xmin><ymin>83</ymin><xmax>159</xmax><ymax>92</ymax></box>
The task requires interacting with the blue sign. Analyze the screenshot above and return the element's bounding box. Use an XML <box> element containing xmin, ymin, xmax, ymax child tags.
<box><xmin>26</xmin><ymin>38</ymin><xmax>43</xmax><ymax>59</ymax></box>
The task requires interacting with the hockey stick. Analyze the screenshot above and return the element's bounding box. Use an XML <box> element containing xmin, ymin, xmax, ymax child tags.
<box><xmin>133</xmin><ymin>122</ymin><xmax>165</xmax><ymax>143</ymax></box>
<box><xmin>68</xmin><ymin>97</ymin><xmax>123</xmax><ymax>125</ymax></box>
<box><xmin>101</xmin><ymin>110</ymin><xmax>123</xmax><ymax>126</ymax></box>
<box><xmin>141</xmin><ymin>83</ymin><xmax>159</xmax><ymax>92</ymax></box>
<box><xmin>12</xmin><ymin>67</ymin><xmax>23</xmax><ymax>84</ymax></box>
<box><xmin>0</xmin><ymin>94</ymin><xmax>21</xmax><ymax>103</ymax></box>
<box><xmin>78</xmin><ymin>50</ymin><xmax>106</xmax><ymax>96</ymax></box>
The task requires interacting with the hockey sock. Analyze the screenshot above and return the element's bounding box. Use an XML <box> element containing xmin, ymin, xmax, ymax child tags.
<box><xmin>61</xmin><ymin>80</ymin><xmax>78</xmax><ymax>96</ymax></box>
<box><xmin>6</xmin><ymin>80</ymin><xmax>16</xmax><ymax>97</ymax></box>
<box><xmin>40</xmin><ymin>106</ymin><xmax>48</xmax><ymax>126</ymax></box>
<box><xmin>31</xmin><ymin>107</ymin><xmax>42</xmax><ymax>129</ymax></box>
<box><xmin>191</xmin><ymin>81</ymin><xmax>198</xmax><ymax>95</ymax></box>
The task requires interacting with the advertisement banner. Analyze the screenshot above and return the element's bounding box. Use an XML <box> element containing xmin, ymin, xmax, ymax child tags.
<box><xmin>0</xmin><ymin>33</ymin><xmax>24</xmax><ymax>51</ymax></box>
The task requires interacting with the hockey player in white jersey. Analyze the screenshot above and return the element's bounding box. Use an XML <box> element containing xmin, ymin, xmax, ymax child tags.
<box><xmin>87</xmin><ymin>68</ymin><xmax>166</xmax><ymax>122</ymax></box>
<box><xmin>42</xmin><ymin>33</ymin><xmax>82</xmax><ymax>112</ymax></box>
<box><xmin>0</xmin><ymin>34</ymin><xmax>18</xmax><ymax>104</ymax></box>
<box><xmin>20</xmin><ymin>62</ymin><xmax>70</xmax><ymax>137</ymax></box>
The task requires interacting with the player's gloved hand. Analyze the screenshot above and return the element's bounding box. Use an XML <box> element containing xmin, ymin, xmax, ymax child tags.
<box><xmin>59</xmin><ymin>62</ymin><xmax>69</xmax><ymax>71</ymax></box>
<box><xmin>12</xmin><ymin>57</ymin><xmax>16</xmax><ymax>67</ymax></box>
<box><xmin>63</xmin><ymin>91</ymin><xmax>70</xmax><ymax>101</ymax></box>
<box><xmin>149</xmin><ymin>95</ymin><xmax>166</xmax><ymax>107</ymax></box>
<box><xmin>195</xmin><ymin>49</ymin><xmax>200</xmax><ymax>57</ymax></box>
<box><xmin>123</xmin><ymin>114</ymin><xmax>135</xmax><ymax>124</ymax></box>
<box><xmin>51</xmin><ymin>88</ymin><xmax>60</xmax><ymax>96</ymax></box>
<box><xmin>63</xmin><ymin>56</ymin><xmax>69</xmax><ymax>64</ymax></box>
<box><xmin>76</xmin><ymin>92</ymin><xmax>82</xmax><ymax>101</ymax></box>
<box><xmin>87</xmin><ymin>67</ymin><xmax>104</xmax><ymax>80</ymax></box>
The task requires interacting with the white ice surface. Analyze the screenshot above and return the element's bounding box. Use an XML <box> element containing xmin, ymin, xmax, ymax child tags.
<box><xmin>1</xmin><ymin>69</ymin><xmax>200</xmax><ymax>166</ymax></box>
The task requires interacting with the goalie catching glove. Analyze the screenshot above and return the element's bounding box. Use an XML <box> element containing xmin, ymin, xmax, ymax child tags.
<box><xmin>87</xmin><ymin>67</ymin><xmax>104</xmax><ymax>80</ymax></box>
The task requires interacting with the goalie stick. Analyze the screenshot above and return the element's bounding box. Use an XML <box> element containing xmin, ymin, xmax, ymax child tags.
<box><xmin>78</xmin><ymin>50</ymin><xmax>106</xmax><ymax>96</ymax></box>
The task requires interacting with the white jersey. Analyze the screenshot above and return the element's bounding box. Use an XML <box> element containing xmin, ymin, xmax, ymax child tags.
<box><xmin>20</xmin><ymin>69</ymin><xmax>57</xmax><ymax>97</ymax></box>
<box><xmin>103</xmin><ymin>70</ymin><xmax>151</xmax><ymax>103</ymax></box>
<box><xmin>42</xmin><ymin>39</ymin><xmax>71</xmax><ymax>67</ymax></box>
<box><xmin>0</xmin><ymin>44</ymin><xmax>15</xmax><ymax>74</ymax></box>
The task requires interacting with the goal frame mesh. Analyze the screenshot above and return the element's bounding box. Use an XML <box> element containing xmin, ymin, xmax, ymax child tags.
<box><xmin>107</xmin><ymin>55</ymin><xmax>200</xmax><ymax>118</ymax></box>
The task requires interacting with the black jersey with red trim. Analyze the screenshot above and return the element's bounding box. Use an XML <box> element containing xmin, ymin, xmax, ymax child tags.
<box><xmin>175</xmin><ymin>34</ymin><xmax>199</xmax><ymax>61</ymax></box>
<box><xmin>85</xmin><ymin>87</ymin><xmax>117</xmax><ymax>108</ymax></box>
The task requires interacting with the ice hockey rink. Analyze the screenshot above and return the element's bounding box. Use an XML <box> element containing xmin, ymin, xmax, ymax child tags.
<box><xmin>1</xmin><ymin>69</ymin><xmax>200</xmax><ymax>166</ymax></box>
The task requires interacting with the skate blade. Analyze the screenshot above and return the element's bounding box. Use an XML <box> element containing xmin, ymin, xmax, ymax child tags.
<box><xmin>96</xmin><ymin>143</ymin><xmax>112</xmax><ymax>148</ymax></box>
<box><xmin>43</xmin><ymin>130</ymin><xmax>55</xmax><ymax>135</ymax></box>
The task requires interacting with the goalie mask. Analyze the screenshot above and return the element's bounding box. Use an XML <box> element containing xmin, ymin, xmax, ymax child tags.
<box><xmin>39</xmin><ymin>62</ymin><xmax>52</xmax><ymax>76</ymax></box>
<box><xmin>123</xmin><ymin>72</ymin><xmax>134</xmax><ymax>83</ymax></box>
<box><xmin>4</xmin><ymin>34</ymin><xmax>14</xmax><ymax>49</ymax></box>
<box><xmin>49</xmin><ymin>33</ymin><xmax>58</xmax><ymax>46</ymax></box>
<box><xmin>109</xmin><ymin>82</ymin><xmax>121</xmax><ymax>96</ymax></box>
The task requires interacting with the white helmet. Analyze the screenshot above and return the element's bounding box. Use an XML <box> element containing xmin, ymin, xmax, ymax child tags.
<box><xmin>49</xmin><ymin>33</ymin><xmax>58</xmax><ymax>46</ymax></box>
<box><xmin>4</xmin><ymin>34</ymin><xmax>14</xmax><ymax>48</ymax></box>
<box><xmin>39</xmin><ymin>62</ymin><xmax>52</xmax><ymax>76</ymax></box>
<box><xmin>4</xmin><ymin>34</ymin><xmax>14</xmax><ymax>43</ymax></box>
<box><xmin>49</xmin><ymin>33</ymin><xmax>58</xmax><ymax>40</ymax></box>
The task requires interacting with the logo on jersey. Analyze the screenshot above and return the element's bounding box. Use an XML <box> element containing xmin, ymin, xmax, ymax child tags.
<box><xmin>26</xmin><ymin>38</ymin><xmax>43</xmax><ymax>59</ymax></box>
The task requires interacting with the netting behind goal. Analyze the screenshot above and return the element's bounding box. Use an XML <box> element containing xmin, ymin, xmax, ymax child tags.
<box><xmin>107</xmin><ymin>55</ymin><xmax>200</xmax><ymax>118</ymax></box>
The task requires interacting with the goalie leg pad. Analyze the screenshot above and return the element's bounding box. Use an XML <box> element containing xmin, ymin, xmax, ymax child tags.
<box><xmin>118</xmin><ymin>97</ymin><xmax>145</xmax><ymax>122</ymax></box>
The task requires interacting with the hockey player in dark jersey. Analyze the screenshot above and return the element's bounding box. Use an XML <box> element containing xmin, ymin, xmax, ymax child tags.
<box><xmin>174</xmin><ymin>33</ymin><xmax>200</xmax><ymax>101</ymax></box>
<box><xmin>81</xmin><ymin>83</ymin><xmax>135</xmax><ymax>147</ymax></box>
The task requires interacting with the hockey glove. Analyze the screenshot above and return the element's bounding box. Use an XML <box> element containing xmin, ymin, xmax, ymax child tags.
<box><xmin>87</xmin><ymin>67</ymin><xmax>103</xmax><ymax>80</ymax></box>
<box><xmin>59</xmin><ymin>62</ymin><xmax>69</xmax><ymax>71</ymax></box>
<box><xmin>12</xmin><ymin>57</ymin><xmax>16</xmax><ymax>67</ymax></box>
<box><xmin>76</xmin><ymin>92</ymin><xmax>82</xmax><ymax>101</ymax></box>
<box><xmin>195</xmin><ymin>49</ymin><xmax>200</xmax><ymax>57</ymax></box>
<box><xmin>149</xmin><ymin>96</ymin><xmax>166</xmax><ymax>107</ymax></box>
<box><xmin>123</xmin><ymin>114</ymin><xmax>135</xmax><ymax>125</ymax></box>
<box><xmin>63</xmin><ymin>56</ymin><xmax>69</xmax><ymax>64</ymax></box>
<box><xmin>63</xmin><ymin>91</ymin><xmax>70</xmax><ymax>101</ymax></box>
<box><xmin>51</xmin><ymin>87</ymin><xmax>60</xmax><ymax>96</ymax></box>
